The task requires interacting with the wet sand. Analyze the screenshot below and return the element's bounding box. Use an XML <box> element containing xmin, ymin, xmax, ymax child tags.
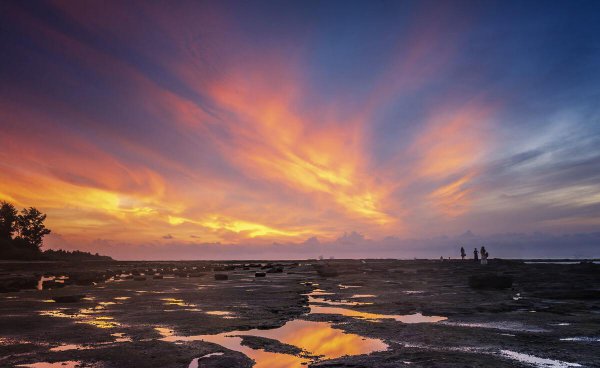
<box><xmin>0</xmin><ymin>259</ymin><xmax>599</xmax><ymax>367</ymax></box>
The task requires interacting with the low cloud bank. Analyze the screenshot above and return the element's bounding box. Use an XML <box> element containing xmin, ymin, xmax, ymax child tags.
<box><xmin>45</xmin><ymin>231</ymin><xmax>600</xmax><ymax>261</ymax></box>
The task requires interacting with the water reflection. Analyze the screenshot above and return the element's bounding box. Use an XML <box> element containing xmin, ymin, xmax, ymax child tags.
<box><xmin>440</xmin><ymin>321</ymin><xmax>547</xmax><ymax>333</ymax></box>
<box><xmin>188</xmin><ymin>353</ymin><xmax>224</xmax><ymax>368</ymax></box>
<box><xmin>158</xmin><ymin>319</ymin><xmax>387</xmax><ymax>368</ymax></box>
<box><xmin>310</xmin><ymin>305</ymin><xmax>446</xmax><ymax>323</ymax></box>
<box><xmin>500</xmin><ymin>350</ymin><xmax>582</xmax><ymax>367</ymax></box>
<box><xmin>37</xmin><ymin>276</ymin><xmax>67</xmax><ymax>291</ymax></box>
<box><xmin>205</xmin><ymin>310</ymin><xmax>236</xmax><ymax>318</ymax></box>
<box><xmin>308</xmin><ymin>291</ymin><xmax>446</xmax><ymax>323</ymax></box>
<box><xmin>16</xmin><ymin>361</ymin><xmax>88</xmax><ymax>368</ymax></box>
<box><xmin>161</xmin><ymin>298</ymin><xmax>197</xmax><ymax>308</ymax></box>
<box><xmin>308</xmin><ymin>294</ymin><xmax>373</xmax><ymax>306</ymax></box>
<box><xmin>39</xmin><ymin>301</ymin><xmax>120</xmax><ymax>329</ymax></box>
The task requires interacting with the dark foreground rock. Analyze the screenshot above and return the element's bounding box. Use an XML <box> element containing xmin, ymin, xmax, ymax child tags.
<box><xmin>468</xmin><ymin>274</ymin><xmax>513</xmax><ymax>289</ymax></box>
<box><xmin>52</xmin><ymin>294</ymin><xmax>86</xmax><ymax>303</ymax></box>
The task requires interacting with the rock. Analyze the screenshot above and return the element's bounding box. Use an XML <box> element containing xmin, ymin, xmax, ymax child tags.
<box><xmin>214</xmin><ymin>274</ymin><xmax>228</xmax><ymax>281</ymax></box>
<box><xmin>314</xmin><ymin>265</ymin><xmax>339</xmax><ymax>277</ymax></box>
<box><xmin>43</xmin><ymin>280</ymin><xmax>66</xmax><ymax>289</ymax></box>
<box><xmin>468</xmin><ymin>274</ymin><xmax>513</xmax><ymax>289</ymax></box>
<box><xmin>266</xmin><ymin>267</ymin><xmax>283</xmax><ymax>273</ymax></box>
<box><xmin>238</xmin><ymin>335</ymin><xmax>305</xmax><ymax>356</ymax></box>
<box><xmin>255</xmin><ymin>272</ymin><xmax>266</xmax><ymax>277</ymax></box>
<box><xmin>0</xmin><ymin>276</ymin><xmax>38</xmax><ymax>293</ymax></box>
<box><xmin>68</xmin><ymin>272</ymin><xmax>105</xmax><ymax>286</ymax></box>
<box><xmin>52</xmin><ymin>294</ymin><xmax>86</xmax><ymax>303</ymax></box>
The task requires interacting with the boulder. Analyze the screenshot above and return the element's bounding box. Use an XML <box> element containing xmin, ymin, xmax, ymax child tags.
<box><xmin>0</xmin><ymin>276</ymin><xmax>38</xmax><ymax>293</ymax></box>
<box><xmin>255</xmin><ymin>272</ymin><xmax>266</xmax><ymax>278</ymax></box>
<box><xmin>52</xmin><ymin>294</ymin><xmax>86</xmax><ymax>303</ymax></box>
<box><xmin>468</xmin><ymin>274</ymin><xmax>513</xmax><ymax>289</ymax></box>
<box><xmin>214</xmin><ymin>274</ymin><xmax>228</xmax><ymax>281</ymax></box>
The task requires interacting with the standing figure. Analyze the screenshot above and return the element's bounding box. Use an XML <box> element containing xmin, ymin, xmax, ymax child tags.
<box><xmin>480</xmin><ymin>246</ymin><xmax>488</xmax><ymax>265</ymax></box>
<box><xmin>473</xmin><ymin>248</ymin><xmax>479</xmax><ymax>261</ymax></box>
<box><xmin>460</xmin><ymin>247</ymin><xmax>466</xmax><ymax>260</ymax></box>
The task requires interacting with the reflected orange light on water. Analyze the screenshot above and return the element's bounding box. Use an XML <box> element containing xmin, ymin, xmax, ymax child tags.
<box><xmin>157</xmin><ymin>319</ymin><xmax>388</xmax><ymax>367</ymax></box>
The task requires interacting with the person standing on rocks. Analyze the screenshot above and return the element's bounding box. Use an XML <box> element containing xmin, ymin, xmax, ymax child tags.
<box><xmin>474</xmin><ymin>248</ymin><xmax>479</xmax><ymax>261</ymax></box>
<box><xmin>460</xmin><ymin>247</ymin><xmax>466</xmax><ymax>260</ymax></box>
<box><xmin>480</xmin><ymin>246</ymin><xmax>488</xmax><ymax>265</ymax></box>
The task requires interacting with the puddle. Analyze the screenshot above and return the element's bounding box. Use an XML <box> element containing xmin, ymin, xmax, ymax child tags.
<box><xmin>50</xmin><ymin>344</ymin><xmax>94</xmax><ymax>352</ymax></box>
<box><xmin>338</xmin><ymin>284</ymin><xmax>362</xmax><ymax>289</ymax></box>
<box><xmin>308</xmin><ymin>294</ymin><xmax>373</xmax><ymax>307</ymax></box>
<box><xmin>188</xmin><ymin>353</ymin><xmax>225</xmax><ymax>368</ymax></box>
<box><xmin>161</xmin><ymin>298</ymin><xmax>197</xmax><ymax>307</ymax></box>
<box><xmin>309</xmin><ymin>289</ymin><xmax>335</xmax><ymax>296</ymax></box>
<box><xmin>114</xmin><ymin>297</ymin><xmax>130</xmax><ymax>300</ymax></box>
<box><xmin>560</xmin><ymin>336</ymin><xmax>600</xmax><ymax>342</ymax></box>
<box><xmin>205</xmin><ymin>310</ymin><xmax>236</xmax><ymax>319</ymax></box>
<box><xmin>16</xmin><ymin>361</ymin><xmax>93</xmax><ymax>368</ymax></box>
<box><xmin>39</xmin><ymin>306</ymin><xmax>120</xmax><ymax>329</ymax></box>
<box><xmin>441</xmin><ymin>321</ymin><xmax>547</xmax><ymax>333</ymax></box>
<box><xmin>350</xmin><ymin>294</ymin><xmax>376</xmax><ymax>298</ymax></box>
<box><xmin>159</xmin><ymin>319</ymin><xmax>387</xmax><ymax>368</ymax></box>
<box><xmin>500</xmin><ymin>350</ymin><xmax>582</xmax><ymax>367</ymax></box>
<box><xmin>308</xmin><ymin>291</ymin><xmax>445</xmax><ymax>323</ymax></box>
<box><xmin>310</xmin><ymin>305</ymin><xmax>446</xmax><ymax>323</ymax></box>
<box><xmin>37</xmin><ymin>276</ymin><xmax>67</xmax><ymax>291</ymax></box>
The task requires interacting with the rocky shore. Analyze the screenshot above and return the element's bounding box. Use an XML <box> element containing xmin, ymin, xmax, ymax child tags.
<box><xmin>0</xmin><ymin>259</ymin><xmax>598</xmax><ymax>367</ymax></box>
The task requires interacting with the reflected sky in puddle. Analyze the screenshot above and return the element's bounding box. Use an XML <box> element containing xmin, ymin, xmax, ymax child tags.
<box><xmin>16</xmin><ymin>361</ymin><xmax>91</xmax><ymax>368</ymax></box>
<box><xmin>350</xmin><ymin>294</ymin><xmax>376</xmax><ymax>298</ymax></box>
<box><xmin>37</xmin><ymin>276</ymin><xmax>68</xmax><ymax>291</ymax></box>
<box><xmin>338</xmin><ymin>284</ymin><xmax>362</xmax><ymax>289</ymax></box>
<box><xmin>441</xmin><ymin>321</ymin><xmax>547</xmax><ymax>333</ymax></box>
<box><xmin>188</xmin><ymin>353</ymin><xmax>225</xmax><ymax>368</ymax></box>
<box><xmin>49</xmin><ymin>333</ymin><xmax>132</xmax><ymax>352</ymax></box>
<box><xmin>560</xmin><ymin>336</ymin><xmax>600</xmax><ymax>342</ymax></box>
<box><xmin>161</xmin><ymin>298</ymin><xmax>197</xmax><ymax>308</ymax></box>
<box><xmin>308</xmin><ymin>295</ymin><xmax>373</xmax><ymax>306</ymax></box>
<box><xmin>158</xmin><ymin>319</ymin><xmax>387</xmax><ymax>368</ymax></box>
<box><xmin>310</xmin><ymin>305</ymin><xmax>446</xmax><ymax>323</ymax></box>
<box><xmin>500</xmin><ymin>350</ymin><xmax>582</xmax><ymax>367</ymax></box>
<box><xmin>308</xmin><ymin>291</ymin><xmax>446</xmax><ymax>323</ymax></box>
<box><xmin>205</xmin><ymin>310</ymin><xmax>237</xmax><ymax>319</ymax></box>
<box><xmin>39</xmin><ymin>301</ymin><xmax>121</xmax><ymax>329</ymax></box>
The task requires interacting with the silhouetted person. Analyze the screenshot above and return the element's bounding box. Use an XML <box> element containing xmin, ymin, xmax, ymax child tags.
<box><xmin>474</xmin><ymin>248</ymin><xmax>479</xmax><ymax>261</ymax></box>
<box><xmin>460</xmin><ymin>247</ymin><xmax>466</xmax><ymax>260</ymax></box>
<box><xmin>480</xmin><ymin>246</ymin><xmax>488</xmax><ymax>265</ymax></box>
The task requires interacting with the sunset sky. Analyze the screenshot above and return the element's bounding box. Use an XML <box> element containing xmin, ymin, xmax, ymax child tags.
<box><xmin>1</xmin><ymin>1</ymin><xmax>599</xmax><ymax>259</ymax></box>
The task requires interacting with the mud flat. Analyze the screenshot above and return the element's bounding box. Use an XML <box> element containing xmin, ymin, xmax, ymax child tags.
<box><xmin>0</xmin><ymin>259</ymin><xmax>599</xmax><ymax>367</ymax></box>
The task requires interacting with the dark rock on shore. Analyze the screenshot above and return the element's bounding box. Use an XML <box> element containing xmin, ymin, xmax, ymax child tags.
<box><xmin>238</xmin><ymin>335</ymin><xmax>306</xmax><ymax>356</ymax></box>
<box><xmin>0</xmin><ymin>276</ymin><xmax>37</xmax><ymax>293</ymax></box>
<box><xmin>468</xmin><ymin>274</ymin><xmax>513</xmax><ymax>289</ymax></box>
<box><xmin>52</xmin><ymin>294</ymin><xmax>86</xmax><ymax>303</ymax></box>
<box><xmin>214</xmin><ymin>274</ymin><xmax>228</xmax><ymax>280</ymax></box>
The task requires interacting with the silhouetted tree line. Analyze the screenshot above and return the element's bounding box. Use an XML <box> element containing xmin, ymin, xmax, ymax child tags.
<box><xmin>44</xmin><ymin>249</ymin><xmax>112</xmax><ymax>261</ymax></box>
<box><xmin>0</xmin><ymin>201</ymin><xmax>111</xmax><ymax>260</ymax></box>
